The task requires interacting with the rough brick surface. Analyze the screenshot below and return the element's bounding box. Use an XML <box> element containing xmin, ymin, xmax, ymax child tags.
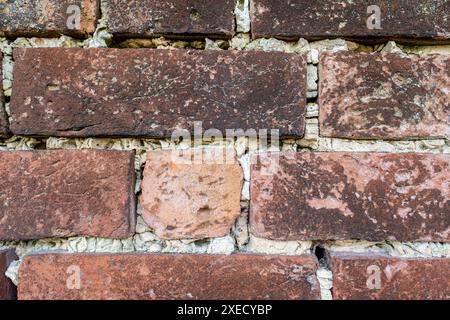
<box><xmin>331</xmin><ymin>253</ymin><xmax>450</xmax><ymax>300</ymax></box>
<box><xmin>250</xmin><ymin>152</ymin><xmax>450</xmax><ymax>242</ymax></box>
<box><xmin>11</xmin><ymin>48</ymin><xmax>306</xmax><ymax>138</ymax></box>
<box><xmin>251</xmin><ymin>0</ymin><xmax>450</xmax><ymax>42</ymax></box>
<box><xmin>107</xmin><ymin>0</ymin><xmax>235</xmax><ymax>38</ymax></box>
<box><xmin>141</xmin><ymin>148</ymin><xmax>243</xmax><ymax>239</ymax></box>
<box><xmin>0</xmin><ymin>0</ymin><xmax>99</xmax><ymax>38</ymax></box>
<box><xmin>18</xmin><ymin>253</ymin><xmax>320</xmax><ymax>300</ymax></box>
<box><xmin>0</xmin><ymin>53</ymin><xmax>10</xmax><ymax>138</ymax></box>
<box><xmin>0</xmin><ymin>249</ymin><xmax>17</xmax><ymax>300</ymax></box>
<box><xmin>0</xmin><ymin>150</ymin><xmax>136</xmax><ymax>240</ymax></box>
<box><xmin>319</xmin><ymin>52</ymin><xmax>450</xmax><ymax>139</ymax></box>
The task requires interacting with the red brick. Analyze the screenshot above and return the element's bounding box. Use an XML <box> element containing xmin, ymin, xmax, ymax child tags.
<box><xmin>11</xmin><ymin>48</ymin><xmax>306</xmax><ymax>138</ymax></box>
<box><xmin>319</xmin><ymin>52</ymin><xmax>450</xmax><ymax>139</ymax></box>
<box><xmin>251</xmin><ymin>0</ymin><xmax>450</xmax><ymax>42</ymax></box>
<box><xmin>0</xmin><ymin>249</ymin><xmax>17</xmax><ymax>300</ymax></box>
<box><xmin>18</xmin><ymin>253</ymin><xmax>320</xmax><ymax>300</ymax></box>
<box><xmin>107</xmin><ymin>0</ymin><xmax>235</xmax><ymax>39</ymax></box>
<box><xmin>0</xmin><ymin>53</ymin><xmax>10</xmax><ymax>138</ymax></box>
<box><xmin>0</xmin><ymin>150</ymin><xmax>136</xmax><ymax>240</ymax></box>
<box><xmin>141</xmin><ymin>148</ymin><xmax>243</xmax><ymax>239</ymax></box>
<box><xmin>250</xmin><ymin>152</ymin><xmax>449</xmax><ymax>242</ymax></box>
<box><xmin>0</xmin><ymin>0</ymin><xmax>99</xmax><ymax>38</ymax></box>
<box><xmin>331</xmin><ymin>253</ymin><xmax>450</xmax><ymax>300</ymax></box>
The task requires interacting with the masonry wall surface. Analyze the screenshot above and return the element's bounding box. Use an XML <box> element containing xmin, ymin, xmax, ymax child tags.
<box><xmin>0</xmin><ymin>0</ymin><xmax>449</xmax><ymax>301</ymax></box>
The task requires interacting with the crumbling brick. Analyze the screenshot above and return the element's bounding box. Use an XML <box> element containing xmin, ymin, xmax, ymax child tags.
<box><xmin>141</xmin><ymin>148</ymin><xmax>243</xmax><ymax>239</ymax></box>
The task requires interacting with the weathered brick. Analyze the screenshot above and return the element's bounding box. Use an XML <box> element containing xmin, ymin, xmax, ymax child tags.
<box><xmin>319</xmin><ymin>52</ymin><xmax>450</xmax><ymax>139</ymax></box>
<box><xmin>107</xmin><ymin>0</ymin><xmax>235</xmax><ymax>39</ymax></box>
<box><xmin>18</xmin><ymin>253</ymin><xmax>320</xmax><ymax>300</ymax></box>
<box><xmin>0</xmin><ymin>150</ymin><xmax>136</xmax><ymax>240</ymax></box>
<box><xmin>251</xmin><ymin>0</ymin><xmax>450</xmax><ymax>42</ymax></box>
<box><xmin>11</xmin><ymin>48</ymin><xmax>306</xmax><ymax>138</ymax></box>
<box><xmin>141</xmin><ymin>148</ymin><xmax>243</xmax><ymax>239</ymax></box>
<box><xmin>250</xmin><ymin>152</ymin><xmax>449</xmax><ymax>242</ymax></box>
<box><xmin>331</xmin><ymin>253</ymin><xmax>450</xmax><ymax>300</ymax></box>
<box><xmin>0</xmin><ymin>53</ymin><xmax>10</xmax><ymax>138</ymax></box>
<box><xmin>0</xmin><ymin>249</ymin><xmax>17</xmax><ymax>300</ymax></box>
<box><xmin>0</xmin><ymin>0</ymin><xmax>99</xmax><ymax>38</ymax></box>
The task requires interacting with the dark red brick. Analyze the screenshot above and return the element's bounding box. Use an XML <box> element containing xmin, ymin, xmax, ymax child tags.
<box><xmin>250</xmin><ymin>152</ymin><xmax>449</xmax><ymax>242</ymax></box>
<box><xmin>107</xmin><ymin>0</ymin><xmax>235</xmax><ymax>39</ymax></box>
<box><xmin>331</xmin><ymin>253</ymin><xmax>450</xmax><ymax>300</ymax></box>
<box><xmin>319</xmin><ymin>52</ymin><xmax>450</xmax><ymax>139</ymax></box>
<box><xmin>251</xmin><ymin>0</ymin><xmax>450</xmax><ymax>42</ymax></box>
<box><xmin>0</xmin><ymin>150</ymin><xmax>136</xmax><ymax>240</ymax></box>
<box><xmin>0</xmin><ymin>249</ymin><xmax>17</xmax><ymax>300</ymax></box>
<box><xmin>0</xmin><ymin>53</ymin><xmax>10</xmax><ymax>138</ymax></box>
<box><xmin>18</xmin><ymin>253</ymin><xmax>320</xmax><ymax>300</ymax></box>
<box><xmin>0</xmin><ymin>0</ymin><xmax>99</xmax><ymax>38</ymax></box>
<box><xmin>11</xmin><ymin>48</ymin><xmax>306</xmax><ymax>138</ymax></box>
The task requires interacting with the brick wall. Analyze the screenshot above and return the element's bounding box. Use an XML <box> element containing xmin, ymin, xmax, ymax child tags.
<box><xmin>0</xmin><ymin>0</ymin><xmax>449</xmax><ymax>300</ymax></box>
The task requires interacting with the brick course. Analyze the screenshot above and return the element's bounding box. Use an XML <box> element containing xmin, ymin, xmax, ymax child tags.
<box><xmin>18</xmin><ymin>253</ymin><xmax>320</xmax><ymax>300</ymax></box>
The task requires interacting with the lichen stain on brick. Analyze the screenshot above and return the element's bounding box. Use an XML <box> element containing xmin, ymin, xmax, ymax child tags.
<box><xmin>320</xmin><ymin>52</ymin><xmax>450</xmax><ymax>139</ymax></box>
<box><xmin>250</xmin><ymin>152</ymin><xmax>450</xmax><ymax>242</ymax></box>
<box><xmin>107</xmin><ymin>0</ymin><xmax>236</xmax><ymax>38</ymax></box>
